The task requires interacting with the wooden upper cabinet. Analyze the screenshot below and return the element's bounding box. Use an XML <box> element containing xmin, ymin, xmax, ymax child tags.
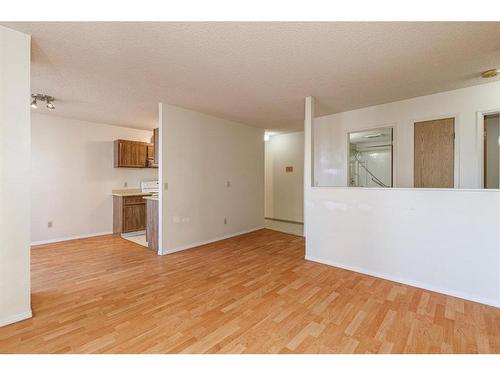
<box><xmin>114</xmin><ymin>140</ymin><xmax>148</xmax><ymax>168</ymax></box>
<box><xmin>146</xmin><ymin>143</ymin><xmax>154</xmax><ymax>161</ymax></box>
<box><xmin>153</xmin><ymin>128</ymin><xmax>159</xmax><ymax>165</ymax></box>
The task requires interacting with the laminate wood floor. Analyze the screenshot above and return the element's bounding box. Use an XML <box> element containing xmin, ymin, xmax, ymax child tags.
<box><xmin>0</xmin><ymin>229</ymin><xmax>498</xmax><ymax>353</ymax></box>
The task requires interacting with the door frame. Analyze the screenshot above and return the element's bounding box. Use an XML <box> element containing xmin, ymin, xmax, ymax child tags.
<box><xmin>410</xmin><ymin>113</ymin><xmax>460</xmax><ymax>189</ymax></box>
<box><xmin>477</xmin><ymin>108</ymin><xmax>500</xmax><ymax>189</ymax></box>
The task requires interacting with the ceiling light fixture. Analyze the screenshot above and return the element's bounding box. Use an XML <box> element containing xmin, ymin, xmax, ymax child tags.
<box><xmin>481</xmin><ymin>68</ymin><xmax>500</xmax><ymax>78</ymax></box>
<box><xmin>30</xmin><ymin>93</ymin><xmax>56</xmax><ymax>111</ymax></box>
<box><xmin>264</xmin><ymin>131</ymin><xmax>276</xmax><ymax>142</ymax></box>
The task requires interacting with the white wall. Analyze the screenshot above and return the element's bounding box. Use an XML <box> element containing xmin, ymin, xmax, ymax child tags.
<box><xmin>305</xmin><ymin>188</ymin><xmax>500</xmax><ymax>307</ymax></box>
<box><xmin>314</xmin><ymin>82</ymin><xmax>500</xmax><ymax>188</ymax></box>
<box><xmin>0</xmin><ymin>27</ymin><xmax>31</xmax><ymax>327</ymax></box>
<box><xmin>31</xmin><ymin>114</ymin><xmax>158</xmax><ymax>244</ymax></box>
<box><xmin>160</xmin><ymin>103</ymin><xmax>264</xmax><ymax>254</ymax></box>
<box><xmin>305</xmin><ymin>83</ymin><xmax>500</xmax><ymax>307</ymax></box>
<box><xmin>265</xmin><ymin>132</ymin><xmax>304</xmax><ymax>222</ymax></box>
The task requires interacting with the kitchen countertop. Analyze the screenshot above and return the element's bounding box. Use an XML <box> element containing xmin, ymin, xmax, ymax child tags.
<box><xmin>111</xmin><ymin>189</ymin><xmax>153</xmax><ymax>197</ymax></box>
<box><xmin>143</xmin><ymin>196</ymin><xmax>159</xmax><ymax>201</ymax></box>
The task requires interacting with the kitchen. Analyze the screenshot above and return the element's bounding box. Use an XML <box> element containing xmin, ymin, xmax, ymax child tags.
<box><xmin>30</xmin><ymin>113</ymin><xmax>160</xmax><ymax>248</ymax></box>
<box><xmin>112</xmin><ymin>128</ymin><xmax>160</xmax><ymax>251</ymax></box>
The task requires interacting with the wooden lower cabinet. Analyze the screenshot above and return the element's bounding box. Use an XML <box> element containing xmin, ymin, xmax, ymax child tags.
<box><xmin>122</xmin><ymin>204</ymin><xmax>146</xmax><ymax>232</ymax></box>
<box><xmin>145</xmin><ymin>198</ymin><xmax>159</xmax><ymax>251</ymax></box>
<box><xmin>113</xmin><ymin>195</ymin><xmax>147</xmax><ymax>234</ymax></box>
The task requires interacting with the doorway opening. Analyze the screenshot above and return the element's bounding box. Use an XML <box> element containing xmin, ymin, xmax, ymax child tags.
<box><xmin>264</xmin><ymin>131</ymin><xmax>304</xmax><ymax>236</ymax></box>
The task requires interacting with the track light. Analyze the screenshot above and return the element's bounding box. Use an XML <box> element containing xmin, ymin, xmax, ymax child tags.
<box><xmin>30</xmin><ymin>94</ymin><xmax>55</xmax><ymax>111</ymax></box>
<box><xmin>30</xmin><ymin>95</ymin><xmax>38</xmax><ymax>109</ymax></box>
<box><xmin>46</xmin><ymin>99</ymin><xmax>55</xmax><ymax>110</ymax></box>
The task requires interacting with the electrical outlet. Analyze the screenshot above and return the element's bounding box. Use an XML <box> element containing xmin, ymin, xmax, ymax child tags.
<box><xmin>123</xmin><ymin>182</ymin><xmax>128</xmax><ymax>187</ymax></box>
<box><xmin>48</xmin><ymin>221</ymin><xmax>53</xmax><ymax>228</ymax></box>
<box><xmin>224</xmin><ymin>217</ymin><xmax>227</xmax><ymax>225</ymax></box>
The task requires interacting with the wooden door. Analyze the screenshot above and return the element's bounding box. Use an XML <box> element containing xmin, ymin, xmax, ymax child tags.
<box><xmin>414</xmin><ymin>118</ymin><xmax>455</xmax><ymax>188</ymax></box>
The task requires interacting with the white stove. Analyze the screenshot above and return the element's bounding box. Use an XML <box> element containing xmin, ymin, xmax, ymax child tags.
<box><xmin>141</xmin><ymin>180</ymin><xmax>159</xmax><ymax>196</ymax></box>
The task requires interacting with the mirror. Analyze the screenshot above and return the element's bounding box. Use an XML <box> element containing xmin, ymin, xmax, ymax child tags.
<box><xmin>349</xmin><ymin>128</ymin><xmax>393</xmax><ymax>187</ymax></box>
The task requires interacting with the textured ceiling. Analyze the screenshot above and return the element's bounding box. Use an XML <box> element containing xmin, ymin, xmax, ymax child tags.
<box><xmin>2</xmin><ymin>22</ymin><xmax>500</xmax><ymax>131</ymax></box>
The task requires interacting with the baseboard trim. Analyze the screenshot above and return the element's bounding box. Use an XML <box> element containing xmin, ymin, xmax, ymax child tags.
<box><xmin>121</xmin><ymin>230</ymin><xmax>145</xmax><ymax>238</ymax></box>
<box><xmin>160</xmin><ymin>227</ymin><xmax>264</xmax><ymax>255</ymax></box>
<box><xmin>0</xmin><ymin>310</ymin><xmax>32</xmax><ymax>328</ymax></box>
<box><xmin>305</xmin><ymin>255</ymin><xmax>500</xmax><ymax>308</ymax></box>
<box><xmin>31</xmin><ymin>231</ymin><xmax>113</xmax><ymax>246</ymax></box>
<box><xmin>264</xmin><ymin>217</ymin><xmax>304</xmax><ymax>225</ymax></box>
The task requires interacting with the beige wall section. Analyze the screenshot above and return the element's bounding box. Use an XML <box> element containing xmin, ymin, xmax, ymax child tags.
<box><xmin>160</xmin><ymin>103</ymin><xmax>264</xmax><ymax>254</ymax></box>
<box><xmin>0</xmin><ymin>27</ymin><xmax>31</xmax><ymax>327</ymax></box>
<box><xmin>265</xmin><ymin>132</ymin><xmax>304</xmax><ymax>222</ymax></box>
<box><xmin>31</xmin><ymin>114</ymin><xmax>158</xmax><ymax>244</ymax></box>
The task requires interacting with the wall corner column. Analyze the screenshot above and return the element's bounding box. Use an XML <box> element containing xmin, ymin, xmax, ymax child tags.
<box><xmin>0</xmin><ymin>26</ymin><xmax>32</xmax><ymax>327</ymax></box>
<box><xmin>303</xmin><ymin>96</ymin><xmax>315</xmax><ymax>249</ymax></box>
